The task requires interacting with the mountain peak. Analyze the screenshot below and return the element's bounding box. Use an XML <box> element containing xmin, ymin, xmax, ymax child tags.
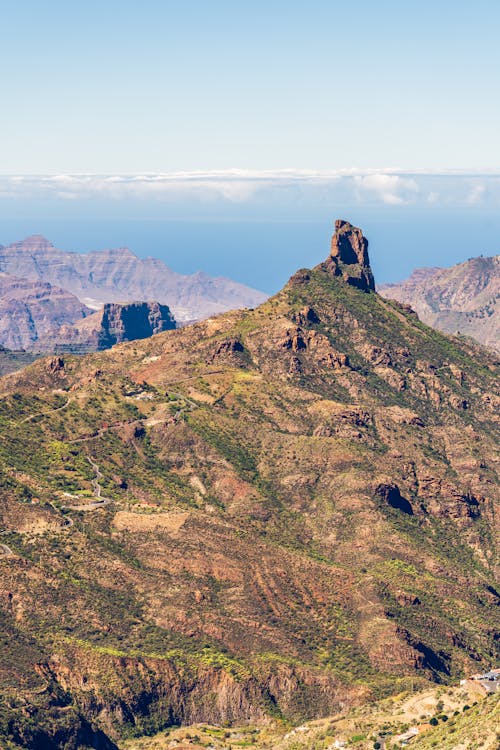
<box><xmin>17</xmin><ymin>234</ymin><xmax>54</xmax><ymax>251</ymax></box>
<box><xmin>325</xmin><ymin>219</ymin><xmax>375</xmax><ymax>291</ymax></box>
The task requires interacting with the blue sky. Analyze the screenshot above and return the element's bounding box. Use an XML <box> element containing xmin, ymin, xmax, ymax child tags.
<box><xmin>2</xmin><ymin>0</ymin><xmax>499</xmax><ymax>172</ymax></box>
<box><xmin>1</xmin><ymin>2</ymin><xmax>499</xmax><ymax>290</ymax></box>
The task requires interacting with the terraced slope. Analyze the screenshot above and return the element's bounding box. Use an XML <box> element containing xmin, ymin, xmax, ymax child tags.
<box><xmin>0</xmin><ymin>221</ymin><xmax>498</xmax><ymax>749</ymax></box>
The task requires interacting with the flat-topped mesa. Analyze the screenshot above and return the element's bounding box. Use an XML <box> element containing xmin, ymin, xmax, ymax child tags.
<box><xmin>325</xmin><ymin>219</ymin><xmax>375</xmax><ymax>292</ymax></box>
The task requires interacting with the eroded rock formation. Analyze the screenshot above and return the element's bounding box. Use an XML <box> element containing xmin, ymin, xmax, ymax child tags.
<box><xmin>326</xmin><ymin>219</ymin><xmax>375</xmax><ymax>291</ymax></box>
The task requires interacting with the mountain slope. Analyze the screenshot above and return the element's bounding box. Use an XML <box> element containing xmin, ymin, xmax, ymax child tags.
<box><xmin>378</xmin><ymin>255</ymin><xmax>500</xmax><ymax>352</ymax></box>
<box><xmin>0</xmin><ymin>346</ymin><xmax>39</xmax><ymax>376</ymax></box>
<box><xmin>0</xmin><ymin>221</ymin><xmax>498</xmax><ymax>748</ymax></box>
<box><xmin>0</xmin><ymin>272</ymin><xmax>91</xmax><ymax>350</ymax></box>
<box><xmin>0</xmin><ymin>235</ymin><xmax>268</xmax><ymax>322</ymax></box>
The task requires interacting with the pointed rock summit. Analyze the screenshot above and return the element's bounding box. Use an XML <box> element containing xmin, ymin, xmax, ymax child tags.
<box><xmin>326</xmin><ymin>219</ymin><xmax>375</xmax><ymax>292</ymax></box>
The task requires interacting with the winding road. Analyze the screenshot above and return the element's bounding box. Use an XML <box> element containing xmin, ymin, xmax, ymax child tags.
<box><xmin>17</xmin><ymin>397</ymin><xmax>73</xmax><ymax>425</ymax></box>
<box><xmin>61</xmin><ymin>456</ymin><xmax>112</xmax><ymax>511</ymax></box>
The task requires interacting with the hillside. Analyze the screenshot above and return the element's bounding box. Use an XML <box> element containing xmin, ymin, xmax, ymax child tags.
<box><xmin>0</xmin><ymin>220</ymin><xmax>498</xmax><ymax>749</ymax></box>
<box><xmin>121</xmin><ymin>680</ymin><xmax>499</xmax><ymax>749</ymax></box>
<box><xmin>0</xmin><ymin>235</ymin><xmax>268</xmax><ymax>323</ymax></box>
<box><xmin>0</xmin><ymin>346</ymin><xmax>39</xmax><ymax>377</ymax></box>
<box><xmin>378</xmin><ymin>255</ymin><xmax>500</xmax><ymax>352</ymax></box>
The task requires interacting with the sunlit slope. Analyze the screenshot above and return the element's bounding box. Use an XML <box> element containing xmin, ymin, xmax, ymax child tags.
<box><xmin>0</xmin><ymin>222</ymin><xmax>498</xmax><ymax>748</ymax></box>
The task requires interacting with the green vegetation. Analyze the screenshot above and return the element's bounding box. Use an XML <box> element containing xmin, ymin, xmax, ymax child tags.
<box><xmin>0</xmin><ymin>252</ymin><xmax>497</xmax><ymax>749</ymax></box>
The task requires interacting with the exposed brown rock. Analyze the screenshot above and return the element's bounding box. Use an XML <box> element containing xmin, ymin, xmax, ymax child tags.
<box><xmin>47</xmin><ymin>356</ymin><xmax>65</xmax><ymax>376</ymax></box>
<box><xmin>0</xmin><ymin>220</ymin><xmax>498</xmax><ymax>748</ymax></box>
<box><xmin>211</xmin><ymin>337</ymin><xmax>245</xmax><ymax>362</ymax></box>
<box><xmin>395</xmin><ymin>591</ymin><xmax>421</xmax><ymax>607</ymax></box>
<box><xmin>325</xmin><ymin>219</ymin><xmax>375</xmax><ymax>291</ymax></box>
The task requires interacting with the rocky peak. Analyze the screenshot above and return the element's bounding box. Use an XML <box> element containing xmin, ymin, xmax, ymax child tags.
<box><xmin>325</xmin><ymin>219</ymin><xmax>375</xmax><ymax>292</ymax></box>
<box><xmin>9</xmin><ymin>235</ymin><xmax>54</xmax><ymax>253</ymax></box>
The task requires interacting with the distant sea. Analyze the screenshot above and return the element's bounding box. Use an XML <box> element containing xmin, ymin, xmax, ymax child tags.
<box><xmin>1</xmin><ymin>207</ymin><xmax>499</xmax><ymax>294</ymax></box>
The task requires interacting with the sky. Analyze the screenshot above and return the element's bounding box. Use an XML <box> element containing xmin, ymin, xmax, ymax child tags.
<box><xmin>2</xmin><ymin>0</ymin><xmax>499</xmax><ymax>173</ymax></box>
<box><xmin>1</xmin><ymin>1</ymin><xmax>499</xmax><ymax>290</ymax></box>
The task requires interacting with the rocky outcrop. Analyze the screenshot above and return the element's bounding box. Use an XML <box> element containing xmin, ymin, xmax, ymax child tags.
<box><xmin>378</xmin><ymin>255</ymin><xmax>500</xmax><ymax>352</ymax></box>
<box><xmin>47</xmin><ymin>301</ymin><xmax>176</xmax><ymax>353</ymax></box>
<box><xmin>0</xmin><ymin>272</ymin><xmax>91</xmax><ymax>350</ymax></box>
<box><xmin>325</xmin><ymin>220</ymin><xmax>375</xmax><ymax>291</ymax></box>
<box><xmin>0</xmin><ymin>235</ymin><xmax>268</xmax><ymax>323</ymax></box>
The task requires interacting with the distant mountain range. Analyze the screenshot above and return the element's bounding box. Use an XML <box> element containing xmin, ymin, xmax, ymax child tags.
<box><xmin>378</xmin><ymin>255</ymin><xmax>499</xmax><ymax>353</ymax></box>
<box><xmin>0</xmin><ymin>235</ymin><xmax>267</xmax><ymax>323</ymax></box>
<box><xmin>1</xmin><ymin>235</ymin><xmax>498</xmax><ymax>357</ymax></box>
<box><xmin>0</xmin><ymin>272</ymin><xmax>91</xmax><ymax>351</ymax></box>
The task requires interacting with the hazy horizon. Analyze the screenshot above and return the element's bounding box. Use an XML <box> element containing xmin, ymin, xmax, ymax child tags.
<box><xmin>2</xmin><ymin>208</ymin><xmax>499</xmax><ymax>294</ymax></box>
<box><xmin>2</xmin><ymin>170</ymin><xmax>500</xmax><ymax>292</ymax></box>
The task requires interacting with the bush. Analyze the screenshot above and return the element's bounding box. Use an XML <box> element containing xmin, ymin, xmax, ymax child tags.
<box><xmin>429</xmin><ymin>717</ymin><xmax>439</xmax><ymax>726</ymax></box>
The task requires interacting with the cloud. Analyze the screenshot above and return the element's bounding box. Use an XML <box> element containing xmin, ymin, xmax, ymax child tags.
<box><xmin>0</xmin><ymin>170</ymin><xmax>499</xmax><ymax>208</ymax></box>
<box><xmin>464</xmin><ymin>183</ymin><xmax>486</xmax><ymax>205</ymax></box>
<box><xmin>353</xmin><ymin>174</ymin><xmax>420</xmax><ymax>205</ymax></box>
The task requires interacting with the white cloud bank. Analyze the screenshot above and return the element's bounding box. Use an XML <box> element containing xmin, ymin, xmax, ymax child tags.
<box><xmin>1</xmin><ymin>169</ymin><xmax>500</xmax><ymax>208</ymax></box>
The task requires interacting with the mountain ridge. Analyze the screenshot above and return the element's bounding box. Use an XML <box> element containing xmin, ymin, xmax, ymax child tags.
<box><xmin>0</xmin><ymin>271</ymin><xmax>92</xmax><ymax>350</ymax></box>
<box><xmin>0</xmin><ymin>220</ymin><xmax>498</xmax><ymax>749</ymax></box>
<box><xmin>0</xmin><ymin>235</ymin><xmax>268</xmax><ymax>322</ymax></box>
<box><xmin>378</xmin><ymin>255</ymin><xmax>500</xmax><ymax>352</ymax></box>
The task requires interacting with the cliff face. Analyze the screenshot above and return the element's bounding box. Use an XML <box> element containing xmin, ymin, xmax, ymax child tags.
<box><xmin>0</xmin><ymin>220</ymin><xmax>498</xmax><ymax>748</ymax></box>
<box><xmin>378</xmin><ymin>255</ymin><xmax>500</xmax><ymax>352</ymax></box>
<box><xmin>0</xmin><ymin>271</ymin><xmax>175</xmax><ymax>354</ymax></box>
<box><xmin>326</xmin><ymin>219</ymin><xmax>375</xmax><ymax>291</ymax></box>
<box><xmin>47</xmin><ymin>301</ymin><xmax>176</xmax><ymax>353</ymax></box>
<box><xmin>0</xmin><ymin>272</ymin><xmax>91</xmax><ymax>350</ymax></box>
<box><xmin>0</xmin><ymin>235</ymin><xmax>268</xmax><ymax>322</ymax></box>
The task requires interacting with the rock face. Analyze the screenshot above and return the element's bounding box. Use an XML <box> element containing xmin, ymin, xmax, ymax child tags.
<box><xmin>326</xmin><ymin>219</ymin><xmax>375</xmax><ymax>291</ymax></box>
<box><xmin>378</xmin><ymin>255</ymin><xmax>500</xmax><ymax>352</ymax></box>
<box><xmin>0</xmin><ymin>235</ymin><xmax>268</xmax><ymax>323</ymax></box>
<box><xmin>0</xmin><ymin>271</ymin><xmax>175</xmax><ymax>354</ymax></box>
<box><xmin>0</xmin><ymin>272</ymin><xmax>92</xmax><ymax>350</ymax></box>
<box><xmin>47</xmin><ymin>301</ymin><xmax>176</xmax><ymax>353</ymax></box>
